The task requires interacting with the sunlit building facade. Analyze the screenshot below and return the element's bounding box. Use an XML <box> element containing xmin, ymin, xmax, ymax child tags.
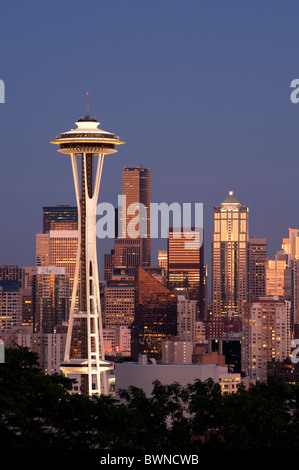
<box><xmin>242</xmin><ymin>298</ymin><xmax>291</xmax><ymax>382</ymax></box>
<box><xmin>212</xmin><ymin>191</ymin><xmax>249</xmax><ymax>321</ymax></box>
<box><xmin>158</xmin><ymin>250</ymin><xmax>168</xmax><ymax>272</ymax></box>
<box><xmin>32</xmin><ymin>266</ymin><xmax>69</xmax><ymax>334</ymax></box>
<box><xmin>168</xmin><ymin>227</ymin><xmax>205</xmax><ymax>319</ymax></box>
<box><xmin>42</xmin><ymin>205</ymin><xmax>78</xmax><ymax>233</ymax></box>
<box><xmin>282</xmin><ymin>228</ymin><xmax>299</xmax><ymax>260</ymax></box>
<box><xmin>104</xmin><ymin>277</ymin><xmax>135</xmax><ymax>329</ymax></box>
<box><xmin>265</xmin><ymin>251</ymin><xmax>287</xmax><ymax>298</ymax></box>
<box><xmin>118</xmin><ymin>166</ymin><xmax>151</xmax><ymax>268</ymax></box>
<box><xmin>177</xmin><ymin>295</ymin><xmax>197</xmax><ymax>343</ymax></box>
<box><xmin>36</xmin><ymin>230</ymin><xmax>78</xmax><ymax>307</ymax></box>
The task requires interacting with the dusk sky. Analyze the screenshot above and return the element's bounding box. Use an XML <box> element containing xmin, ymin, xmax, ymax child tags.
<box><xmin>1</xmin><ymin>0</ymin><xmax>299</xmax><ymax>287</ymax></box>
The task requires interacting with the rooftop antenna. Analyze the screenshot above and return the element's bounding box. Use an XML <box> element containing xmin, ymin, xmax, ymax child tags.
<box><xmin>86</xmin><ymin>92</ymin><xmax>89</xmax><ymax>118</ymax></box>
<box><xmin>77</xmin><ymin>92</ymin><xmax>97</xmax><ymax>122</ymax></box>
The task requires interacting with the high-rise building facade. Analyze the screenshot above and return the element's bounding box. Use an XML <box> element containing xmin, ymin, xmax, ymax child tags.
<box><xmin>282</xmin><ymin>228</ymin><xmax>299</xmax><ymax>260</ymax></box>
<box><xmin>0</xmin><ymin>280</ymin><xmax>22</xmax><ymax>333</ymax></box>
<box><xmin>158</xmin><ymin>250</ymin><xmax>168</xmax><ymax>271</ymax></box>
<box><xmin>212</xmin><ymin>191</ymin><xmax>249</xmax><ymax>321</ymax></box>
<box><xmin>104</xmin><ymin>276</ymin><xmax>135</xmax><ymax>329</ymax></box>
<box><xmin>265</xmin><ymin>251</ymin><xmax>287</xmax><ymax>298</ymax></box>
<box><xmin>114</xmin><ymin>238</ymin><xmax>143</xmax><ymax>269</ymax></box>
<box><xmin>283</xmin><ymin>258</ymin><xmax>299</xmax><ymax>332</ymax></box>
<box><xmin>0</xmin><ymin>265</ymin><xmax>24</xmax><ymax>283</ymax></box>
<box><xmin>104</xmin><ymin>249</ymin><xmax>115</xmax><ymax>281</ymax></box>
<box><xmin>43</xmin><ymin>205</ymin><xmax>78</xmax><ymax>233</ymax></box>
<box><xmin>168</xmin><ymin>227</ymin><xmax>205</xmax><ymax>319</ymax></box>
<box><xmin>242</xmin><ymin>298</ymin><xmax>291</xmax><ymax>382</ymax></box>
<box><xmin>12</xmin><ymin>331</ymin><xmax>67</xmax><ymax>376</ymax></box>
<box><xmin>20</xmin><ymin>267</ymin><xmax>35</xmax><ymax>328</ymax></box>
<box><xmin>131</xmin><ymin>266</ymin><xmax>177</xmax><ymax>360</ymax></box>
<box><xmin>248</xmin><ymin>238</ymin><xmax>267</xmax><ymax>301</ymax></box>
<box><xmin>118</xmin><ymin>166</ymin><xmax>151</xmax><ymax>267</ymax></box>
<box><xmin>162</xmin><ymin>339</ymin><xmax>194</xmax><ymax>364</ymax></box>
<box><xmin>177</xmin><ymin>295</ymin><xmax>197</xmax><ymax>343</ymax></box>
<box><xmin>32</xmin><ymin>266</ymin><xmax>70</xmax><ymax>334</ymax></box>
<box><xmin>36</xmin><ymin>230</ymin><xmax>79</xmax><ymax>307</ymax></box>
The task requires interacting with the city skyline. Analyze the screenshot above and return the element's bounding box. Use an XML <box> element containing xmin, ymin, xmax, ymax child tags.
<box><xmin>1</xmin><ymin>1</ymin><xmax>299</xmax><ymax>273</ymax></box>
<box><xmin>2</xmin><ymin>1</ymin><xmax>299</xmax><ymax>454</ymax></box>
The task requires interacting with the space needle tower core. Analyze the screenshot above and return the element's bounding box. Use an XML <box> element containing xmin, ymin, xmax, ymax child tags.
<box><xmin>50</xmin><ymin>96</ymin><xmax>124</xmax><ymax>396</ymax></box>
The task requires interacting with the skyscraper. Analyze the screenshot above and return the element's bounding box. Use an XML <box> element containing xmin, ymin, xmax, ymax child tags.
<box><xmin>282</xmin><ymin>228</ymin><xmax>299</xmax><ymax>260</ymax></box>
<box><xmin>43</xmin><ymin>205</ymin><xmax>78</xmax><ymax>232</ymax></box>
<box><xmin>248</xmin><ymin>238</ymin><xmax>267</xmax><ymax>301</ymax></box>
<box><xmin>177</xmin><ymin>295</ymin><xmax>197</xmax><ymax>343</ymax></box>
<box><xmin>158</xmin><ymin>250</ymin><xmax>168</xmax><ymax>272</ymax></box>
<box><xmin>0</xmin><ymin>265</ymin><xmax>24</xmax><ymax>283</ymax></box>
<box><xmin>104</xmin><ymin>249</ymin><xmax>115</xmax><ymax>281</ymax></box>
<box><xmin>212</xmin><ymin>191</ymin><xmax>249</xmax><ymax>322</ymax></box>
<box><xmin>0</xmin><ymin>280</ymin><xmax>22</xmax><ymax>333</ymax></box>
<box><xmin>265</xmin><ymin>250</ymin><xmax>287</xmax><ymax>298</ymax></box>
<box><xmin>114</xmin><ymin>238</ymin><xmax>143</xmax><ymax>269</ymax></box>
<box><xmin>51</xmin><ymin>103</ymin><xmax>124</xmax><ymax>396</ymax></box>
<box><xmin>32</xmin><ymin>266</ymin><xmax>69</xmax><ymax>334</ymax></box>
<box><xmin>131</xmin><ymin>266</ymin><xmax>177</xmax><ymax>361</ymax></box>
<box><xmin>104</xmin><ymin>273</ymin><xmax>135</xmax><ymax>329</ymax></box>
<box><xmin>281</xmin><ymin>229</ymin><xmax>299</xmax><ymax>333</ymax></box>
<box><xmin>242</xmin><ymin>298</ymin><xmax>291</xmax><ymax>382</ymax></box>
<box><xmin>117</xmin><ymin>166</ymin><xmax>151</xmax><ymax>268</ymax></box>
<box><xmin>167</xmin><ymin>227</ymin><xmax>205</xmax><ymax>319</ymax></box>
<box><xmin>36</xmin><ymin>230</ymin><xmax>79</xmax><ymax>308</ymax></box>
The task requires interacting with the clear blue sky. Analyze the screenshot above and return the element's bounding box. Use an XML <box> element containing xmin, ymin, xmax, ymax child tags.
<box><xmin>1</xmin><ymin>0</ymin><xmax>299</xmax><ymax>281</ymax></box>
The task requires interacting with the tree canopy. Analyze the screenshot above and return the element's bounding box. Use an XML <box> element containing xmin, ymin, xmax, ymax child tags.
<box><xmin>0</xmin><ymin>346</ymin><xmax>299</xmax><ymax>450</ymax></box>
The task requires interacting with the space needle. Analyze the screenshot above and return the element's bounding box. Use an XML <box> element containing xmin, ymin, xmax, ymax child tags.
<box><xmin>51</xmin><ymin>95</ymin><xmax>124</xmax><ymax>396</ymax></box>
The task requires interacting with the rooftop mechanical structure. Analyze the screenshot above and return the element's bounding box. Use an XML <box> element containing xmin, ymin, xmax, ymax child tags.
<box><xmin>50</xmin><ymin>97</ymin><xmax>124</xmax><ymax>396</ymax></box>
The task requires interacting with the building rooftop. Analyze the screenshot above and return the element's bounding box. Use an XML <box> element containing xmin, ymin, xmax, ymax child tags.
<box><xmin>221</xmin><ymin>190</ymin><xmax>241</xmax><ymax>206</ymax></box>
<box><xmin>0</xmin><ymin>280</ymin><xmax>21</xmax><ymax>292</ymax></box>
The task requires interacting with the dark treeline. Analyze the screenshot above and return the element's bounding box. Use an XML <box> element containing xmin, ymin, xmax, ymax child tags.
<box><xmin>0</xmin><ymin>346</ymin><xmax>299</xmax><ymax>450</ymax></box>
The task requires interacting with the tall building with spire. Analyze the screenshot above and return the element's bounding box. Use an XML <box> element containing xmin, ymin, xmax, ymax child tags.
<box><xmin>212</xmin><ymin>191</ymin><xmax>249</xmax><ymax>323</ymax></box>
<box><xmin>50</xmin><ymin>98</ymin><xmax>124</xmax><ymax>396</ymax></box>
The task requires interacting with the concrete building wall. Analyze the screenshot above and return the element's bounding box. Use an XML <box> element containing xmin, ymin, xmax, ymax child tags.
<box><xmin>115</xmin><ymin>361</ymin><xmax>228</xmax><ymax>397</ymax></box>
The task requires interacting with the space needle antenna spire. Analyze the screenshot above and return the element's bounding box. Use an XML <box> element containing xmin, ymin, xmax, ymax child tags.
<box><xmin>86</xmin><ymin>92</ymin><xmax>89</xmax><ymax>118</ymax></box>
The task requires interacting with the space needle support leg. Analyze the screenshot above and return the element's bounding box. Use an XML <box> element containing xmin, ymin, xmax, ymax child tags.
<box><xmin>64</xmin><ymin>153</ymin><xmax>81</xmax><ymax>362</ymax></box>
<box><xmin>83</xmin><ymin>152</ymin><xmax>106</xmax><ymax>395</ymax></box>
<box><xmin>93</xmin><ymin>153</ymin><xmax>106</xmax><ymax>392</ymax></box>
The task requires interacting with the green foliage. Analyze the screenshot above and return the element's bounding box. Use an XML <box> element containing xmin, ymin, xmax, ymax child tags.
<box><xmin>1</xmin><ymin>346</ymin><xmax>299</xmax><ymax>449</ymax></box>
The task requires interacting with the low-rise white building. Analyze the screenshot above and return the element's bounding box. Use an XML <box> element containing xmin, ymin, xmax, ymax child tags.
<box><xmin>115</xmin><ymin>356</ymin><xmax>229</xmax><ymax>398</ymax></box>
